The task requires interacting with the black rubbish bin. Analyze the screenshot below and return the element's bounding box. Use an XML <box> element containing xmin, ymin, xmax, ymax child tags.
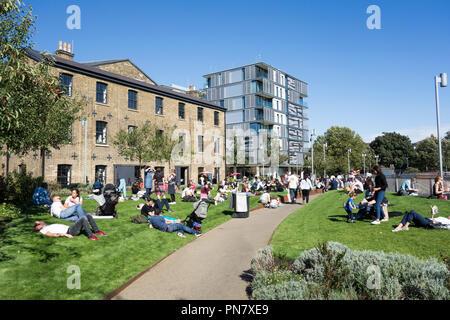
<box><xmin>231</xmin><ymin>192</ymin><xmax>250</xmax><ymax>218</ymax></box>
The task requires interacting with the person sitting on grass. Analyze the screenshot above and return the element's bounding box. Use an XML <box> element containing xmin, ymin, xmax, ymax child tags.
<box><xmin>50</xmin><ymin>196</ymin><xmax>86</xmax><ymax>222</ymax></box>
<box><xmin>350</xmin><ymin>176</ymin><xmax>364</xmax><ymax>195</ymax></box>
<box><xmin>32</xmin><ymin>183</ymin><xmax>53</xmax><ymax>207</ymax></box>
<box><xmin>270</xmin><ymin>196</ymin><xmax>283</xmax><ymax>208</ymax></box>
<box><xmin>392</xmin><ymin>206</ymin><xmax>450</xmax><ymax>232</ymax></box>
<box><xmin>34</xmin><ymin>214</ymin><xmax>107</xmax><ymax>241</ymax></box>
<box><xmin>65</xmin><ymin>189</ymin><xmax>83</xmax><ymax>207</ymax></box>
<box><xmin>259</xmin><ymin>190</ymin><xmax>271</xmax><ymax>208</ymax></box>
<box><xmin>433</xmin><ymin>176</ymin><xmax>449</xmax><ymax>200</ymax></box>
<box><xmin>398</xmin><ymin>178</ymin><xmax>419</xmax><ymax>196</ymax></box>
<box><xmin>345</xmin><ymin>191</ymin><xmax>358</xmax><ymax>223</ymax></box>
<box><xmin>147</xmin><ymin>205</ymin><xmax>201</xmax><ymax>238</ymax></box>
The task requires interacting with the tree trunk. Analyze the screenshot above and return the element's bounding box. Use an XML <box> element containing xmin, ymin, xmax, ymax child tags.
<box><xmin>41</xmin><ymin>148</ymin><xmax>46</xmax><ymax>178</ymax></box>
<box><xmin>6</xmin><ymin>147</ymin><xmax>10</xmax><ymax>175</ymax></box>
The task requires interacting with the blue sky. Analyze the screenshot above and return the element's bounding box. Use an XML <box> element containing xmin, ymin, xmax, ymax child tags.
<box><xmin>29</xmin><ymin>0</ymin><xmax>450</xmax><ymax>143</ymax></box>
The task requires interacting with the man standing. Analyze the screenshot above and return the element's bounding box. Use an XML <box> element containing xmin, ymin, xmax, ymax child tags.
<box><xmin>288</xmin><ymin>173</ymin><xmax>299</xmax><ymax>204</ymax></box>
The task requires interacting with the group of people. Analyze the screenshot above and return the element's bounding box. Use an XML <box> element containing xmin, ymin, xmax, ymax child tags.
<box><xmin>343</xmin><ymin>166</ymin><xmax>450</xmax><ymax>231</ymax></box>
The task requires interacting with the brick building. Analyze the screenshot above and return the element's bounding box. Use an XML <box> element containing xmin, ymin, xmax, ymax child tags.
<box><xmin>1</xmin><ymin>43</ymin><xmax>226</xmax><ymax>186</ymax></box>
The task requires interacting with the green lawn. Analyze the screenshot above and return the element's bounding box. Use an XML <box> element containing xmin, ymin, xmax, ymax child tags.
<box><xmin>271</xmin><ymin>191</ymin><xmax>450</xmax><ymax>261</ymax></box>
<box><xmin>0</xmin><ymin>192</ymin><xmax>266</xmax><ymax>300</ymax></box>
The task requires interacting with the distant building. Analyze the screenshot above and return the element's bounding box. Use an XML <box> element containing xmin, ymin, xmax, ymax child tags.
<box><xmin>203</xmin><ymin>62</ymin><xmax>309</xmax><ymax>175</ymax></box>
<box><xmin>160</xmin><ymin>84</ymin><xmax>207</xmax><ymax>99</ymax></box>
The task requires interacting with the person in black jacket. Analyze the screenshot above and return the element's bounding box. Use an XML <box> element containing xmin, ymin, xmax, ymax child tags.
<box><xmin>371</xmin><ymin>166</ymin><xmax>388</xmax><ymax>225</ymax></box>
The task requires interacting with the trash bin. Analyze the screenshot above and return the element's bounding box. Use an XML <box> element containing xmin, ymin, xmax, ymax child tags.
<box><xmin>231</xmin><ymin>192</ymin><xmax>250</xmax><ymax>218</ymax></box>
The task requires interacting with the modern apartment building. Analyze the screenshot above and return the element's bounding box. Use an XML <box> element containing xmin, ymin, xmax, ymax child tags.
<box><xmin>203</xmin><ymin>62</ymin><xmax>309</xmax><ymax>175</ymax></box>
<box><xmin>1</xmin><ymin>43</ymin><xmax>226</xmax><ymax>186</ymax></box>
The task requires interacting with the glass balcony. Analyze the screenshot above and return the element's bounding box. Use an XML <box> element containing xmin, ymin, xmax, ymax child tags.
<box><xmin>298</xmin><ymin>99</ymin><xmax>308</xmax><ymax>107</ymax></box>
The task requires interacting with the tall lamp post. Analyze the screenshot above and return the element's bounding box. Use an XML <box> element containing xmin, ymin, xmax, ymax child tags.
<box><xmin>323</xmin><ymin>142</ymin><xmax>327</xmax><ymax>177</ymax></box>
<box><xmin>347</xmin><ymin>149</ymin><xmax>352</xmax><ymax>174</ymax></box>
<box><xmin>362</xmin><ymin>153</ymin><xmax>367</xmax><ymax>176</ymax></box>
<box><xmin>435</xmin><ymin>72</ymin><xmax>447</xmax><ymax>178</ymax></box>
<box><xmin>310</xmin><ymin>130</ymin><xmax>316</xmax><ymax>178</ymax></box>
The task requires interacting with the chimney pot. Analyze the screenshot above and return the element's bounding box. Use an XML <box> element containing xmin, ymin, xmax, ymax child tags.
<box><xmin>59</xmin><ymin>41</ymin><xmax>62</xmax><ymax>50</ymax></box>
<box><xmin>63</xmin><ymin>42</ymin><xmax>67</xmax><ymax>51</ymax></box>
<box><xmin>68</xmin><ymin>44</ymin><xmax>72</xmax><ymax>53</ymax></box>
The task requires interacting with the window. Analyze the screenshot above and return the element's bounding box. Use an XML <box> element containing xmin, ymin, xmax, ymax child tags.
<box><xmin>128</xmin><ymin>90</ymin><xmax>137</xmax><ymax>110</ymax></box>
<box><xmin>155</xmin><ymin>97</ymin><xmax>163</xmax><ymax>115</ymax></box>
<box><xmin>218</xmin><ymin>73</ymin><xmax>223</xmax><ymax>85</ymax></box>
<box><xmin>219</xmin><ymin>100</ymin><xmax>225</xmax><ymax>107</ymax></box>
<box><xmin>242</xmin><ymin>68</ymin><xmax>246</xmax><ymax>81</ymax></box>
<box><xmin>96</xmin><ymin>121</ymin><xmax>107</xmax><ymax>144</ymax></box>
<box><xmin>128</xmin><ymin>125</ymin><xmax>137</xmax><ymax>133</ymax></box>
<box><xmin>179</xmin><ymin>133</ymin><xmax>186</xmax><ymax>157</ymax></box>
<box><xmin>197</xmin><ymin>107</ymin><xmax>204</xmax><ymax>122</ymax></box>
<box><xmin>57</xmin><ymin>165</ymin><xmax>72</xmax><ymax>186</ymax></box>
<box><xmin>96</xmin><ymin>82</ymin><xmax>107</xmax><ymax>104</ymax></box>
<box><xmin>214</xmin><ymin>111</ymin><xmax>219</xmax><ymax>126</ymax></box>
<box><xmin>95</xmin><ymin>165</ymin><xmax>107</xmax><ymax>185</ymax></box>
<box><xmin>198</xmin><ymin>136</ymin><xmax>204</xmax><ymax>152</ymax></box>
<box><xmin>60</xmin><ymin>73</ymin><xmax>73</xmax><ymax>96</ymax></box>
<box><xmin>207</xmin><ymin>77</ymin><xmax>211</xmax><ymax>88</ymax></box>
<box><xmin>214</xmin><ymin>137</ymin><xmax>219</xmax><ymax>155</ymax></box>
<box><xmin>18</xmin><ymin>164</ymin><xmax>26</xmax><ymax>174</ymax></box>
<box><xmin>178</xmin><ymin>103</ymin><xmax>185</xmax><ymax>119</ymax></box>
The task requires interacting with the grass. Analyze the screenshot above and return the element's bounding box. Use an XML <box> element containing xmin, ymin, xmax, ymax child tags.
<box><xmin>270</xmin><ymin>191</ymin><xmax>450</xmax><ymax>261</ymax></box>
<box><xmin>0</xmin><ymin>191</ymin><xmax>268</xmax><ymax>300</ymax></box>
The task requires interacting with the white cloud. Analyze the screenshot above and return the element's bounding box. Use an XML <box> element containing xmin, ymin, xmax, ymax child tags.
<box><xmin>362</xmin><ymin>123</ymin><xmax>450</xmax><ymax>144</ymax></box>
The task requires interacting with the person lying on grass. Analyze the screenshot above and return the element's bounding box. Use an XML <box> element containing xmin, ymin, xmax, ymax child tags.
<box><xmin>147</xmin><ymin>203</ymin><xmax>202</xmax><ymax>238</ymax></box>
<box><xmin>140</xmin><ymin>198</ymin><xmax>182</xmax><ymax>224</ymax></box>
<box><xmin>34</xmin><ymin>214</ymin><xmax>107</xmax><ymax>241</ymax></box>
<box><xmin>392</xmin><ymin>206</ymin><xmax>450</xmax><ymax>232</ymax></box>
<box><xmin>50</xmin><ymin>196</ymin><xmax>86</xmax><ymax>222</ymax></box>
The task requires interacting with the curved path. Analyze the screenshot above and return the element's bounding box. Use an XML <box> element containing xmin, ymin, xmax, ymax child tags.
<box><xmin>108</xmin><ymin>194</ymin><xmax>321</xmax><ymax>300</ymax></box>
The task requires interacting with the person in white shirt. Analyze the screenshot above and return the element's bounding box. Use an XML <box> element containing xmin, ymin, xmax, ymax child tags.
<box><xmin>65</xmin><ymin>189</ymin><xmax>83</xmax><ymax>208</ymax></box>
<box><xmin>51</xmin><ymin>196</ymin><xmax>86</xmax><ymax>222</ymax></box>
<box><xmin>350</xmin><ymin>177</ymin><xmax>364</xmax><ymax>194</ymax></box>
<box><xmin>34</xmin><ymin>216</ymin><xmax>107</xmax><ymax>241</ymax></box>
<box><xmin>260</xmin><ymin>191</ymin><xmax>271</xmax><ymax>205</ymax></box>
<box><xmin>288</xmin><ymin>174</ymin><xmax>299</xmax><ymax>204</ymax></box>
<box><xmin>300</xmin><ymin>174</ymin><xmax>313</xmax><ymax>204</ymax></box>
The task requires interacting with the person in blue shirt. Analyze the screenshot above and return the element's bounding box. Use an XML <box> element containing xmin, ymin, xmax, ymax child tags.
<box><xmin>148</xmin><ymin>204</ymin><xmax>202</xmax><ymax>238</ymax></box>
<box><xmin>32</xmin><ymin>183</ymin><xmax>52</xmax><ymax>206</ymax></box>
<box><xmin>345</xmin><ymin>192</ymin><xmax>358</xmax><ymax>223</ymax></box>
<box><xmin>144</xmin><ymin>166</ymin><xmax>155</xmax><ymax>198</ymax></box>
<box><xmin>329</xmin><ymin>176</ymin><xmax>339</xmax><ymax>191</ymax></box>
<box><xmin>398</xmin><ymin>178</ymin><xmax>418</xmax><ymax>196</ymax></box>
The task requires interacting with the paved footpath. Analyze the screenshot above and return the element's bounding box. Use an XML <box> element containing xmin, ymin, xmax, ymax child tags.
<box><xmin>109</xmin><ymin>194</ymin><xmax>321</xmax><ymax>300</ymax></box>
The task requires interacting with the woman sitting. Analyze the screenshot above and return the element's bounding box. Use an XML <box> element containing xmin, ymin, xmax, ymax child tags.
<box><xmin>433</xmin><ymin>176</ymin><xmax>449</xmax><ymax>200</ymax></box>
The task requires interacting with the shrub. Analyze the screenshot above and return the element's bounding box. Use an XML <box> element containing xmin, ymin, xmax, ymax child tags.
<box><xmin>0</xmin><ymin>202</ymin><xmax>21</xmax><ymax>220</ymax></box>
<box><xmin>1</xmin><ymin>171</ymin><xmax>44</xmax><ymax>207</ymax></box>
<box><xmin>250</xmin><ymin>242</ymin><xmax>450</xmax><ymax>300</ymax></box>
<box><xmin>250</xmin><ymin>246</ymin><xmax>275</xmax><ymax>273</ymax></box>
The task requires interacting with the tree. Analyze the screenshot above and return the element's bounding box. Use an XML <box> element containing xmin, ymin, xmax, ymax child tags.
<box><xmin>369</xmin><ymin>132</ymin><xmax>415</xmax><ymax>170</ymax></box>
<box><xmin>112</xmin><ymin>123</ymin><xmax>177</xmax><ymax>176</ymax></box>
<box><xmin>1</xmin><ymin>0</ymin><xmax>83</xmax><ymax>175</ymax></box>
<box><xmin>445</xmin><ymin>131</ymin><xmax>449</xmax><ymax>140</ymax></box>
<box><xmin>412</xmin><ymin>137</ymin><xmax>439</xmax><ymax>172</ymax></box>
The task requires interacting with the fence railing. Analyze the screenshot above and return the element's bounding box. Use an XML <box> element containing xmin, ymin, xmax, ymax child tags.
<box><xmin>385</xmin><ymin>175</ymin><xmax>450</xmax><ymax>197</ymax></box>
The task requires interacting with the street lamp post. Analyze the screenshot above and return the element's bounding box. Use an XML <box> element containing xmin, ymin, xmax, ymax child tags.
<box><xmin>323</xmin><ymin>143</ymin><xmax>327</xmax><ymax>177</ymax></box>
<box><xmin>362</xmin><ymin>153</ymin><xmax>367</xmax><ymax>176</ymax></box>
<box><xmin>310</xmin><ymin>130</ymin><xmax>316</xmax><ymax>178</ymax></box>
<box><xmin>347</xmin><ymin>149</ymin><xmax>352</xmax><ymax>175</ymax></box>
<box><xmin>435</xmin><ymin>73</ymin><xmax>447</xmax><ymax>178</ymax></box>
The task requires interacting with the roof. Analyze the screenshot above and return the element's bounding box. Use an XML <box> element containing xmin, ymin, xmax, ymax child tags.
<box><xmin>27</xmin><ymin>49</ymin><xmax>225</xmax><ymax>112</ymax></box>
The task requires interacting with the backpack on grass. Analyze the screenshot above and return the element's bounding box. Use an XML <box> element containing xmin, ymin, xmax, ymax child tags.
<box><xmin>130</xmin><ymin>214</ymin><xmax>148</xmax><ymax>224</ymax></box>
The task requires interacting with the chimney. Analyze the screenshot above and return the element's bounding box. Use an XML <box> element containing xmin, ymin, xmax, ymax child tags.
<box><xmin>55</xmin><ymin>41</ymin><xmax>75</xmax><ymax>61</ymax></box>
